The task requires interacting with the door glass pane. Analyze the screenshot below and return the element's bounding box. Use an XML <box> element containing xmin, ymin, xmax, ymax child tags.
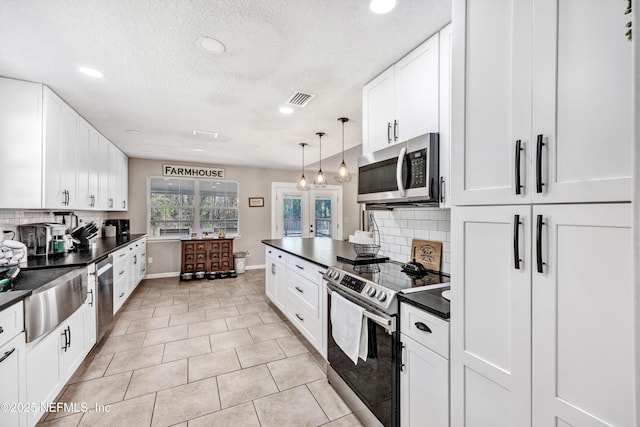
<box><xmin>315</xmin><ymin>197</ymin><xmax>332</xmax><ymax>238</ymax></box>
<box><xmin>283</xmin><ymin>196</ymin><xmax>302</xmax><ymax>237</ymax></box>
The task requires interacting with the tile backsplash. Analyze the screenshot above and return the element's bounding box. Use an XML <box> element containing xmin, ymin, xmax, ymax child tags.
<box><xmin>370</xmin><ymin>208</ymin><xmax>451</xmax><ymax>274</ymax></box>
<box><xmin>0</xmin><ymin>210</ymin><xmax>107</xmax><ymax>237</ymax></box>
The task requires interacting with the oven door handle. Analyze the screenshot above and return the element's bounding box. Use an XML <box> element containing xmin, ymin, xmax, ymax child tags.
<box><xmin>327</xmin><ymin>287</ymin><xmax>394</xmax><ymax>334</ymax></box>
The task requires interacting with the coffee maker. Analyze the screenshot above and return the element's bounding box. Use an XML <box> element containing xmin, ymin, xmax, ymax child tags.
<box><xmin>104</xmin><ymin>219</ymin><xmax>130</xmax><ymax>239</ymax></box>
<box><xmin>18</xmin><ymin>223</ymin><xmax>67</xmax><ymax>256</ymax></box>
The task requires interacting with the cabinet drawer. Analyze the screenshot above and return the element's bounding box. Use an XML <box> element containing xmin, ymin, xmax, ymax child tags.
<box><xmin>286</xmin><ymin>288</ymin><xmax>321</xmax><ymax>345</ymax></box>
<box><xmin>183</xmin><ymin>242</ymin><xmax>196</xmax><ymax>253</ymax></box>
<box><xmin>112</xmin><ymin>246</ymin><xmax>129</xmax><ymax>262</ymax></box>
<box><xmin>0</xmin><ymin>302</ymin><xmax>24</xmax><ymax>348</ymax></box>
<box><xmin>265</xmin><ymin>246</ymin><xmax>287</xmax><ymax>264</ymax></box>
<box><xmin>400</xmin><ymin>302</ymin><xmax>449</xmax><ymax>358</ymax></box>
<box><xmin>287</xmin><ymin>255</ymin><xmax>323</xmax><ymax>284</ymax></box>
<box><xmin>286</xmin><ymin>270</ymin><xmax>319</xmax><ymax>317</ymax></box>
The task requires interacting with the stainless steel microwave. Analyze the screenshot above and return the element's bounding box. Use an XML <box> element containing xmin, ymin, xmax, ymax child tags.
<box><xmin>357</xmin><ymin>133</ymin><xmax>439</xmax><ymax>206</ymax></box>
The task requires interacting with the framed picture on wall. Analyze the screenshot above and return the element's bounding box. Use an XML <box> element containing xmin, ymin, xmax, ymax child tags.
<box><xmin>248</xmin><ymin>197</ymin><xmax>264</xmax><ymax>207</ymax></box>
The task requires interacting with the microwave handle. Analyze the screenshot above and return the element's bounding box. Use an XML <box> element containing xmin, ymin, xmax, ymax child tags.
<box><xmin>396</xmin><ymin>146</ymin><xmax>407</xmax><ymax>196</ymax></box>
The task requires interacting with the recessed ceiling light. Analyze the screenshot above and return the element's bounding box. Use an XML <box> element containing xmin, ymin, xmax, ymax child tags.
<box><xmin>196</xmin><ymin>37</ymin><xmax>226</xmax><ymax>54</ymax></box>
<box><xmin>193</xmin><ymin>148</ymin><xmax>205</xmax><ymax>152</ymax></box>
<box><xmin>279</xmin><ymin>106</ymin><xmax>294</xmax><ymax>114</ymax></box>
<box><xmin>370</xmin><ymin>0</ymin><xmax>396</xmax><ymax>14</ymax></box>
<box><xmin>78</xmin><ymin>66</ymin><xmax>104</xmax><ymax>78</ymax></box>
<box><xmin>126</xmin><ymin>129</ymin><xmax>141</xmax><ymax>134</ymax></box>
<box><xmin>192</xmin><ymin>130</ymin><xmax>219</xmax><ymax>138</ymax></box>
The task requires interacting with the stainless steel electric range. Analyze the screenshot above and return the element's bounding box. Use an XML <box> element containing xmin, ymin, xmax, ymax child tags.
<box><xmin>323</xmin><ymin>260</ymin><xmax>449</xmax><ymax>427</ymax></box>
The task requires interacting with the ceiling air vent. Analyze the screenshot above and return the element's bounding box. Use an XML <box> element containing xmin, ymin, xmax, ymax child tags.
<box><xmin>286</xmin><ymin>90</ymin><xmax>316</xmax><ymax>108</ymax></box>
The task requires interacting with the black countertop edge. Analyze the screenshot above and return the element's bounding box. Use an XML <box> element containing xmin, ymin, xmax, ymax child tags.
<box><xmin>0</xmin><ymin>290</ymin><xmax>32</xmax><ymax>311</ymax></box>
<box><xmin>22</xmin><ymin>234</ymin><xmax>147</xmax><ymax>270</ymax></box>
<box><xmin>399</xmin><ymin>287</ymin><xmax>450</xmax><ymax>320</ymax></box>
<box><xmin>262</xmin><ymin>238</ymin><xmax>362</xmax><ymax>269</ymax></box>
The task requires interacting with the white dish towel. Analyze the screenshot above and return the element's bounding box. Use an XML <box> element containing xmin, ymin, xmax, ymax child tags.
<box><xmin>331</xmin><ymin>291</ymin><xmax>368</xmax><ymax>364</ymax></box>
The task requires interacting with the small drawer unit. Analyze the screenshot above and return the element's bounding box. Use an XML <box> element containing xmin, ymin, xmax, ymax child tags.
<box><xmin>400</xmin><ymin>301</ymin><xmax>449</xmax><ymax>358</ymax></box>
<box><xmin>180</xmin><ymin>238</ymin><xmax>234</xmax><ymax>276</ymax></box>
<box><xmin>286</xmin><ymin>270</ymin><xmax>320</xmax><ymax>317</ymax></box>
<box><xmin>265</xmin><ymin>246</ymin><xmax>287</xmax><ymax>264</ymax></box>
<box><xmin>287</xmin><ymin>256</ymin><xmax>322</xmax><ymax>284</ymax></box>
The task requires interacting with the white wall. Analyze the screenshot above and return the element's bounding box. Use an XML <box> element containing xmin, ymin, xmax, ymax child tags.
<box><xmin>370</xmin><ymin>208</ymin><xmax>451</xmax><ymax>274</ymax></box>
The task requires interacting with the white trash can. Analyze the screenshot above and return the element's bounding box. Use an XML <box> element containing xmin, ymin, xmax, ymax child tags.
<box><xmin>233</xmin><ymin>252</ymin><xmax>247</xmax><ymax>274</ymax></box>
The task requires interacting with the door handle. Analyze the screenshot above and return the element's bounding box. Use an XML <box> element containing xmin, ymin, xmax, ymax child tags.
<box><xmin>67</xmin><ymin>326</ymin><xmax>71</xmax><ymax>349</ymax></box>
<box><xmin>514</xmin><ymin>214</ymin><xmax>522</xmax><ymax>270</ymax></box>
<box><xmin>536</xmin><ymin>215</ymin><xmax>546</xmax><ymax>273</ymax></box>
<box><xmin>399</xmin><ymin>343</ymin><xmax>406</xmax><ymax>372</ymax></box>
<box><xmin>271</xmin><ymin>263</ymin><xmax>276</xmax><ymax>275</ymax></box>
<box><xmin>0</xmin><ymin>348</ymin><xmax>15</xmax><ymax>364</ymax></box>
<box><xmin>295</xmin><ymin>264</ymin><xmax>304</xmax><ymax>270</ymax></box>
<box><xmin>536</xmin><ymin>134</ymin><xmax>545</xmax><ymax>193</ymax></box>
<box><xmin>393</xmin><ymin>119</ymin><xmax>398</xmax><ymax>141</ymax></box>
<box><xmin>440</xmin><ymin>177</ymin><xmax>445</xmax><ymax>203</ymax></box>
<box><xmin>387</xmin><ymin>122</ymin><xmax>392</xmax><ymax>144</ymax></box>
<box><xmin>88</xmin><ymin>289</ymin><xmax>94</xmax><ymax>306</ymax></box>
<box><xmin>396</xmin><ymin>146</ymin><xmax>407</xmax><ymax>196</ymax></box>
<box><xmin>515</xmin><ymin>140</ymin><xmax>523</xmax><ymax>195</ymax></box>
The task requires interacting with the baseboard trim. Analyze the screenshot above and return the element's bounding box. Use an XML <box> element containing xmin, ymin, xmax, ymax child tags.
<box><xmin>144</xmin><ymin>272</ymin><xmax>181</xmax><ymax>279</ymax></box>
<box><xmin>246</xmin><ymin>264</ymin><xmax>265</xmax><ymax>270</ymax></box>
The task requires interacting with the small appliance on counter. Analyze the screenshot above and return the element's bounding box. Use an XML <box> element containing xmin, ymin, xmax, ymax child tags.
<box><xmin>18</xmin><ymin>223</ymin><xmax>67</xmax><ymax>256</ymax></box>
<box><xmin>104</xmin><ymin>219</ymin><xmax>130</xmax><ymax>239</ymax></box>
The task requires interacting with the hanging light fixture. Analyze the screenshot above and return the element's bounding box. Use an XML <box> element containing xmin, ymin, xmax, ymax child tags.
<box><xmin>296</xmin><ymin>143</ymin><xmax>310</xmax><ymax>191</ymax></box>
<box><xmin>313</xmin><ymin>132</ymin><xmax>328</xmax><ymax>188</ymax></box>
<box><xmin>334</xmin><ymin>117</ymin><xmax>352</xmax><ymax>182</ymax></box>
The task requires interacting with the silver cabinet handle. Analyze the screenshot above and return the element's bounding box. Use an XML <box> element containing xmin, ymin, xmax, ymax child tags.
<box><xmin>88</xmin><ymin>289</ymin><xmax>94</xmax><ymax>306</ymax></box>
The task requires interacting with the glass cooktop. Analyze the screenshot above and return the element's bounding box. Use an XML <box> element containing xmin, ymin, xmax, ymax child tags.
<box><xmin>335</xmin><ymin>260</ymin><xmax>449</xmax><ymax>293</ymax></box>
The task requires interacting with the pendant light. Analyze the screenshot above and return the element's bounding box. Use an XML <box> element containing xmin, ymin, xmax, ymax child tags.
<box><xmin>313</xmin><ymin>132</ymin><xmax>328</xmax><ymax>188</ymax></box>
<box><xmin>296</xmin><ymin>143</ymin><xmax>310</xmax><ymax>191</ymax></box>
<box><xmin>334</xmin><ymin>117</ymin><xmax>352</xmax><ymax>182</ymax></box>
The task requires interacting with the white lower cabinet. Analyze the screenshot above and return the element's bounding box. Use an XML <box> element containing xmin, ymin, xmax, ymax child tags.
<box><xmin>0</xmin><ymin>302</ymin><xmax>27</xmax><ymax>427</ymax></box>
<box><xmin>400</xmin><ymin>303</ymin><xmax>449</xmax><ymax>427</ymax></box>
<box><xmin>26</xmin><ymin>304</ymin><xmax>86</xmax><ymax>426</ymax></box>
<box><xmin>113</xmin><ymin>238</ymin><xmax>147</xmax><ymax>314</ymax></box>
<box><xmin>451</xmin><ymin>203</ymin><xmax>635</xmax><ymax>426</ymax></box>
<box><xmin>264</xmin><ymin>246</ymin><xmax>326</xmax><ymax>358</ymax></box>
<box><xmin>84</xmin><ymin>264</ymin><xmax>97</xmax><ymax>351</ymax></box>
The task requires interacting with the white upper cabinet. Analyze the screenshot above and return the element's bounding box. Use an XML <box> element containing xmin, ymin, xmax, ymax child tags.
<box><xmin>0</xmin><ymin>78</ymin><xmax>43</xmax><ymax>209</ymax></box>
<box><xmin>438</xmin><ymin>23</ymin><xmax>453</xmax><ymax>208</ymax></box>
<box><xmin>108</xmin><ymin>142</ymin><xmax>118</xmax><ymax>209</ymax></box>
<box><xmin>531</xmin><ymin>0</ymin><xmax>632</xmax><ymax>203</ymax></box>
<box><xmin>43</xmin><ymin>87</ymin><xmax>78</xmax><ymax>209</ymax></box>
<box><xmin>452</xmin><ymin>0</ymin><xmax>632</xmax><ymax>206</ymax></box>
<box><xmin>362</xmin><ymin>67</ymin><xmax>395</xmax><ymax>154</ymax></box>
<box><xmin>0</xmin><ymin>76</ymin><xmax>128</xmax><ymax>211</ymax></box>
<box><xmin>117</xmin><ymin>149</ymin><xmax>128</xmax><ymax>210</ymax></box>
<box><xmin>362</xmin><ymin>34</ymin><xmax>440</xmax><ymax>155</ymax></box>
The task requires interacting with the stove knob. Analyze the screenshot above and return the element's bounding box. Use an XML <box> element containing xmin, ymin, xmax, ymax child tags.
<box><xmin>377</xmin><ymin>292</ymin><xmax>387</xmax><ymax>302</ymax></box>
<box><xmin>366</xmin><ymin>287</ymin><xmax>376</xmax><ymax>297</ymax></box>
<box><xmin>332</xmin><ymin>271</ymin><xmax>341</xmax><ymax>280</ymax></box>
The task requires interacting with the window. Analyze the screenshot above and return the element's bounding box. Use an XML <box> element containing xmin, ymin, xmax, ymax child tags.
<box><xmin>149</xmin><ymin>177</ymin><xmax>239</xmax><ymax>238</ymax></box>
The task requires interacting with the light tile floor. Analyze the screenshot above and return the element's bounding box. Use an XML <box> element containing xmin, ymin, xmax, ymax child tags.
<box><xmin>36</xmin><ymin>270</ymin><xmax>364</xmax><ymax>427</ymax></box>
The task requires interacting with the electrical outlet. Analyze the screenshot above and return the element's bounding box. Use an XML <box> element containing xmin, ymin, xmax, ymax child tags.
<box><xmin>148</xmin><ymin>257</ymin><xmax>153</xmax><ymax>264</ymax></box>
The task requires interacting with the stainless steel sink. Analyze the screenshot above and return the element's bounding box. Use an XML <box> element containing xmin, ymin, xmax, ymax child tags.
<box><xmin>13</xmin><ymin>266</ymin><xmax>87</xmax><ymax>342</ymax></box>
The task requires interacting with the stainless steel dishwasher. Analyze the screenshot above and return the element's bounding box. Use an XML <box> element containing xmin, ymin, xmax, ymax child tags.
<box><xmin>96</xmin><ymin>255</ymin><xmax>114</xmax><ymax>342</ymax></box>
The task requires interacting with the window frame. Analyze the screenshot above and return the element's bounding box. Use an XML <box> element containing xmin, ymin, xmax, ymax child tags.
<box><xmin>147</xmin><ymin>176</ymin><xmax>240</xmax><ymax>240</ymax></box>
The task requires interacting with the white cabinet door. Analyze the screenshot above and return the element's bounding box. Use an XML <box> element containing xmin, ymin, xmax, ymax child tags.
<box><xmin>395</xmin><ymin>34</ymin><xmax>439</xmax><ymax>142</ymax></box>
<box><xmin>26</xmin><ymin>328</ymin><xmax>60</xmax><ymax>426</ymax></box>
<box><xmin>97</xmin><ymin>134</ymin><xmax>111</xmax><ymax>210</ymax></box>
<box><xmin>532</xmin><ymin>203</ymin><xmax>634</xmax><ymax>426</ymax></box>
<box><xmin>0</xmin><ymin>332</ymin><xmax>27</xmax><ymax>427</ymax></box>
<box><xmin>0</xmin><ymin>77</ymin><xmax>43</xmax><ymax>209</ymax></box>
<box><xmin>451</xmin><ymin>0</ymin><xmax>533</xmax><ymax>206</ymax></box>
<box><xmin>400</xmin><ymin>334</ymin><xmax>448</xmax><ymax>427</ymax></box>
<box><xmin>76</xmin><ymin>119</ymin><xmax>93</xmax><ymax>209</ymax></box>
<box><xmin>85</xmin><ymin>265</ymin><xmax>97</xmax><ymax>351</ymax></box>
<box><xmin>58</xmin><ymin>304</ymin><xmax>86</xmax><ymax>383</ymax></box>
<box><xmin>362</xmin><ymin>67</ymin><xmax>395</xmax><ymax>154</ymax></box>
<box><xmin>43</xmin><ymin>88</ymin><xmax>78</xmax><ymax>209</ymax></box>
<box><xmin>266</xmin><ymin>257</ymin><xmax>286</xmax><ymax>312</ymax></box>
<box><xmin>88</xmin><ymin>128</ymin><xmax>100</xmax><ymax>209</ymax></box>
<box><xmin>108</xmin><ymin>142</ymin><xmax>118</xmax><ymax>210</ymax></box>
<box><xmin>117</xmin><ymin>150</ymin><xmax>128</xmax><ymax>210</ymax></box>
<box><xmin>450</xmin><ymin>205</ymin><xmax>531</xmax><ymax>427</ymax></box>
<box><xmin>531</xmin><ymin>0</ymin><xmax>632</xmax><ymax>203</ymax></box>
<box><xmin>438</xmin><ymin>23</ymin><xmax>452</xmax><ymax>208</ymax></box>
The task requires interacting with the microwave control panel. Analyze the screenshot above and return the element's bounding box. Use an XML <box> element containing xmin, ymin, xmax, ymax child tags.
<box><xmin>407</xmin><ymin>149</ymin><xmax>427</xmax><ymax>188</ymax></box>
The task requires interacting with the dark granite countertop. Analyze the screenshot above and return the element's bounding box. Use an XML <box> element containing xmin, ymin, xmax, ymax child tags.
<box><xmin>399</xmin><ymin>286</ymin><xmax>451</xmax><ymax>320</ymax></box>
<box><xmin>0</xmin><ymin>290</ymin><xmax>31</xmax><ymax>311</ymax></box>
<box><xmin>23</xmin><ymin>234</ymin><xmax>146</xmax><ymax>270</ymax></box>
<box><xmin>262</xmin><ymin>238</ymin><xmax>362</xmax><ymax>268</ymax></box>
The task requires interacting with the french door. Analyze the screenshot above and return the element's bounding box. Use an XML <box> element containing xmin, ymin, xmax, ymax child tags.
<box><xmin>271</xmin><ymin>183</ymin><xmax>342</xmax><ymax>239</ymax></box>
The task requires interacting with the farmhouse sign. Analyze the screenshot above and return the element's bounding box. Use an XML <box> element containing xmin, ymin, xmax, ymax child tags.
<box><xmin>163</xmin><ymin>164</ymin><xmax>225</xmax><ymax>178</ymax></box>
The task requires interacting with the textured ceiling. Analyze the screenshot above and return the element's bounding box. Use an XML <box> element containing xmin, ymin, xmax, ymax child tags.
<box><xmin>0</xmin><ymin>0</ymin><xmax>451</xmax><ymax>170</ymax></box>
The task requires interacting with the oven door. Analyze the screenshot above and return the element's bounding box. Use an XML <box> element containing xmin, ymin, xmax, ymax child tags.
<box><xmin>326</xmin><ymin>284</ymin><xmax>399</xmax><ymax>427</ymax></box>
